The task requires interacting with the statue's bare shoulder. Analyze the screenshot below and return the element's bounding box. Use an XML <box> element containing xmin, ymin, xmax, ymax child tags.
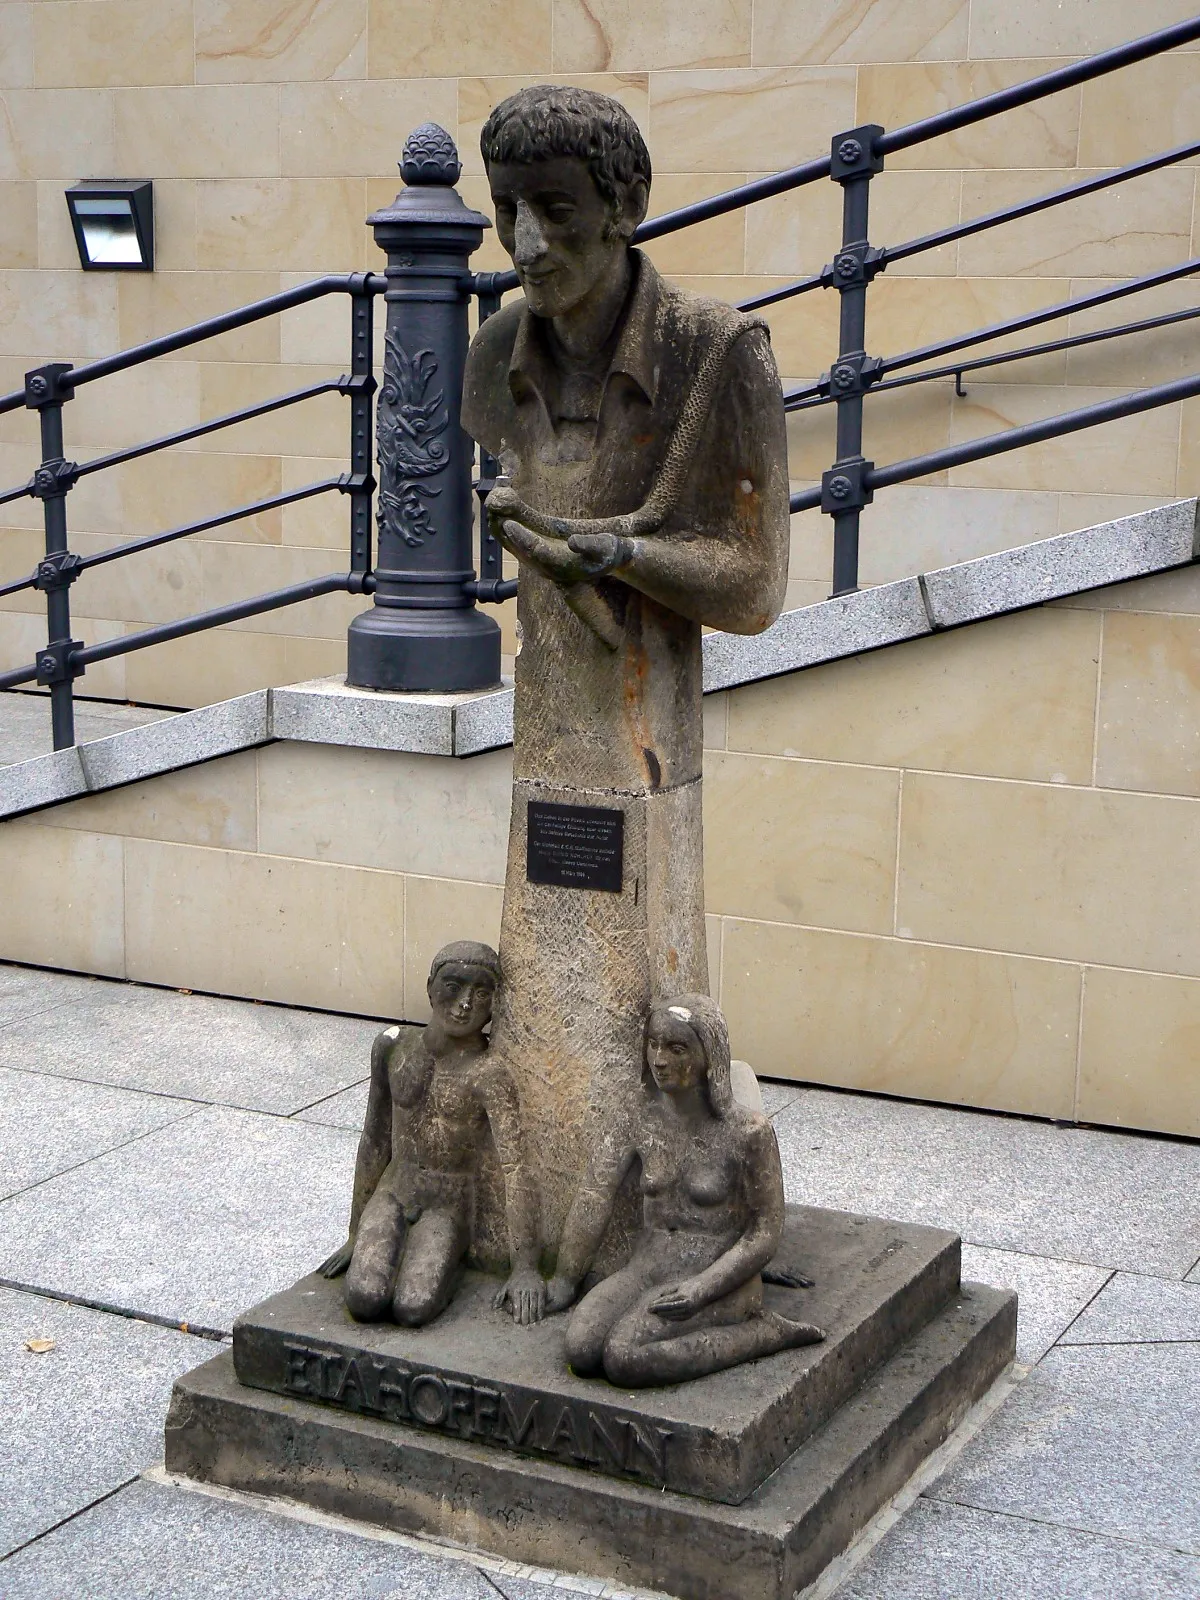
<box><xmin>462</xmin><ymin>299</ymin><xmax>524</xmax><ymax>456</ymax></box>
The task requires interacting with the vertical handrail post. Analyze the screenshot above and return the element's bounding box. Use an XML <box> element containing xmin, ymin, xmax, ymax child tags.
<box><xmin>346</xmin><ymin>123</ymin><xmax>501</xmax><ymax>692</ymax></box>
<box><xmin>821</xmin><ymin>125</ymin><xmax>885</xmax><ymax>596</ymax></box>
<box><xmin>471</xmin><ymin>273</ymin><xmax>506</xmax><ymax>586</ymax></box>
<box><xmin>25</xmin><ymin>363</ymin><xmax>82</xmax><ymax>749</ymax></box>
<box><xmin>345</xmin><ymin>274</ymin><xmax>377</xmax><ymax>590</ymax></box>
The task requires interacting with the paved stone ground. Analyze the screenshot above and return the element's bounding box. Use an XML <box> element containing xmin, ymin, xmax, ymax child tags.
<box><xmin>1</xmin><ymin>959</ymin><xmax>1198</xmax><ymax>1599</ymax></box>
<box><xmin>0</xmin><ymin>692</ymin><xmax>175</xmax><ymax>767</ymax></box>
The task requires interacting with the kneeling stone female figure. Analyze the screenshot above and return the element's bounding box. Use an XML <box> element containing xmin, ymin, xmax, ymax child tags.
<box><xmin>545</xmin><ymin>995</ymin><xmax>825</xmax><ymax>1387</ymax></box>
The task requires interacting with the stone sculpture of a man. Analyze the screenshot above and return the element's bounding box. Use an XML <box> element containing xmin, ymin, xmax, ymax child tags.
<box><xmin>462</xmin><ymin>86</ymin><xmax>790</xmax><ymax>1258</ymax></box>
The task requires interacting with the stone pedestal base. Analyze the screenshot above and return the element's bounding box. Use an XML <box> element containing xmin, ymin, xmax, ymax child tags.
<box><xmin>164</xmin><ymin>1207</ymin><xmax>1015</xmax><ymax>1599</ymax></box>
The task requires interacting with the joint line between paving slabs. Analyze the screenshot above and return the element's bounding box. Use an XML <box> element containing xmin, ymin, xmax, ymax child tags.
<box><xmin>918</xmin><ymin>1491</ymin><xmax>1197</xmax><ymax>1559</ymax></box>
<box><xmin>0</xmin><ymin>1276</ymin><xmax>229</xmax><ymax>1341</ymax></box>
<box><xmin>1045</xmin><ymin>1268</ymin><xmax>1116</xmax><ymax>1352</ymax></box>
<box><xmin>0</xmin><ymin>1475</ymin><xmax>139</xmax><ymax>1567</ymax></box>
<box><xmin>0</xmin><ymin>1108</ymin><xmax>206</xmax><ymax>1207</ymax></box>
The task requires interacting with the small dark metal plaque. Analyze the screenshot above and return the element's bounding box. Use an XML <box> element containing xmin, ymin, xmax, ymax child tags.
<box><xmin>527</xmin><ymin>801</ymin><xmax>624</xmax><ymax>893</ymax></box>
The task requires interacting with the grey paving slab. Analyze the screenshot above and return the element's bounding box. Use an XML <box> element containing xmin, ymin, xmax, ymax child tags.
<box><xmin>760</xmin><ymin>1077</ymin><xmax>804</xmax><ymax>1117</ymax></box>
<box><xmin>1188</xmin><ymin>1260</ymin><xmax>1200</xmax><ymax>1284</ymax></box>
<box><xmin>0</xmin><ymin>1105</ymin><xmax>357</xmax><ymax>1333</ymax></box>
<box><xmin>0</xmin><ymin>964</ymin><xmax>382</xmax><ymax>1113</ymax></box>
<box><xmin>295</xmin><ymin>1075</ymin><xmax>371</xmax><ymax>1129</ymax></box>
<box><xmin>1060</xmin><ymin>1271</ymin><xmax>1200</xmax><ymax>1345</ymax></box>
<box><xmin>960</xmin><ymin>1245</ymin><xmax>1110</xmax><ymax>1366</ymax></box>
<box><xmin>0</xmin><ymin>1475</ymin><xmax>500</xmax><ymax>1599</ymax></box>
<box><xmin>0</xmin><ymin>1286</ymin><xmax>210</xmax><ymax>1558</ymax></box>
<box><xmin>773</xmin><ymin>1087</ymin><xmax>1200</xmax><ymax>1275</ymax></box>
<box><xmin>0</xmin><ymin>960</ymin><xmax>110</xmax><ymax>1026</ymax></box>
<box><xmin>930</xmin><ymin>1341</ymin><xmax>1200</xmax><ymax>1554</ymax></box>
<box><xmin>0</xmin><ymin>694</ymin><xmax>174</xmax><ymax>768</ymax></box>
<box><xmin>0</xmin><ymin>1064</ymin><xmax>194</xmax><ymax>1201</ymax></box>
<box><xmin>838</xmin><ymin>1496</ymin><xmax>1200</xmax><ymax>1600</ymax></box>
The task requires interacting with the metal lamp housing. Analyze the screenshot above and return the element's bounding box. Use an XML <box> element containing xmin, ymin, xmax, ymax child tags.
<box><xmin>65</xmin><ymin>181</ymin><xmax>154</xmax><ymax>272</ymax></box>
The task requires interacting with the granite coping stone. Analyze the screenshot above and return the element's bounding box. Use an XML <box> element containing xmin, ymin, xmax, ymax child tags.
<box><xmin>0</xmin><ymin>500</ymin><xmax>1195</xmax><ymax>818</ymax></box>
<box><xmin>166</xmin><ymin>1283</ymin><xmax>1016</xmax><ymax>1600</ymax></box>
<box><xmin>230</xmin><ymin>1205</ymin><xmax>960</xmax><ymax>1505</ymax></box>
<box><xmin>0</xmin><ymin>1285</ymin><xmax>212</xmax><ymax>1559</ymax></box>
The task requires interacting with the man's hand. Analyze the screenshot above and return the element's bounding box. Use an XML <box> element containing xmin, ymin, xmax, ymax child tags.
<box><xmin>493</xmin><ymin>1266</ymin><xmax>548</xmax><ymax>1326</ymax></box>
<box><xmin>649</xmin><ymin>1277</ymin><xmax>706</xmax><ymax>1321</ymax></box>
<box><xmin>317</xmin><ymin>1237</ymin><xmax>353</xmax><ymax>1279</ymax></box>
<box><xmin>491</xmin><ymin>510</ymin><xmax>633</xmax><ymax>586</ymax></box>
<box><xmin>567</xmin><ymin>531</ymin><xmax>633</xmax><ymax>577</ymax></box>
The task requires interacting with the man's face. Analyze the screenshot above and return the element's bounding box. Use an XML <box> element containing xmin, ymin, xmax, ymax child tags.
<box><xmin>487</xmin><ymin>157</ymin><xmax>636</xmax><ymax>319</ymax></box>
<box><xmin>428</xmin><ymin>962</ymin><xmax>495</xmax><ymax>1038</ymax></box>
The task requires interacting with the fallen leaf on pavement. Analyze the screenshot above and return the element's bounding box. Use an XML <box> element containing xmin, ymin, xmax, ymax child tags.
<box><xmin>25</xmin><ymin>1338</ymin><xmax>56</xmax><ymax>1354</ymax></box>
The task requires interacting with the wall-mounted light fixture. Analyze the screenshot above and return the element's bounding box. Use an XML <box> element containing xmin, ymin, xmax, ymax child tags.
<box><xmin>65</xmin><ymin>181</ymin><xmax>154</xmax><ymax>271</ymax></box>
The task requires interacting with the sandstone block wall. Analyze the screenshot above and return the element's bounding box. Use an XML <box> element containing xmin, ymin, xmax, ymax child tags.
<box><xmin>1</xmin><ymin>0</ymin><xmax>1198</xmax><ymax>707</ymax></box>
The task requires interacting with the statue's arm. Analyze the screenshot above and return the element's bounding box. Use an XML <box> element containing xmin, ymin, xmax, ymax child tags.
<box><xmin>609</xmin><ymin>327</ymin><xmax>790</xmax><ymax>635</ymax></box>
<box><xmin>318</xmin><ymin>1028</ymin><xmax>395</xmax><ymax>1276</ymax></box>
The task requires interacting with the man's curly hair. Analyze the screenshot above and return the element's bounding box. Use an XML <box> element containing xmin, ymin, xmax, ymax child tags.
<box><xmin>479</xmin><ymin>84</ymin><xmax>652</xmax><ymax>217</ymax></box>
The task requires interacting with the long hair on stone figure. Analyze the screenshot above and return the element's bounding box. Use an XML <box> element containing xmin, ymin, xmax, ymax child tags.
<box><xmin>644</xmin><ymin>994</ymin><xmax>734</xmax><ymax>1118</ymax></box>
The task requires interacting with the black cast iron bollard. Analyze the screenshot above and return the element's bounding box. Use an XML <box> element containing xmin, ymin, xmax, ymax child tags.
<box><xmin>346</xmin><ymin>123</ymin><xmax>501</xmax><ymax>692</ymax></box>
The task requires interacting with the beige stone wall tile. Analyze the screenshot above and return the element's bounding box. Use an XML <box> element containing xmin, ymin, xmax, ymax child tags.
<box><xmin>196</xmin><ymin>0</ymin><xmax>367</xmax><ymax>85</ymax></box>
<box><xmin>402</xmin><ymin>874</ymin><xmax>504</xmax><ymax>1021</ymax></box>
<box><xmin>198</xmin><ymin>539</ymin><xmax>363</xmax><ymax>638</ymax></box>
<box><xmin>0</xmin><ymin>269</ymin><xmax>119</xmax><ymax>359</ymax></box>
<box><xmin>1095</xmin><ymin>611</ymin><xmax>1200</xmax><ymax>797</ymax></box>
<box><xmin>117</xmin><ymin>272</ymin><xmax>283</xmax><ymax>365</ymax></box>
<box><xmin>281</xmin><ymin>455</ymin><xmax>349</xmax><ymax>548</ymax></box>
<box><xmin>64</xmin><ymin>532</ymin><xmax>204</xmax><ymax>627</ymax></box>
<box><xmin>196</xmin><ymin>362</ymin><xmax>349</xmax><ymax>456</ymax></box>
<box><xmin>857</xmin><ymin>61</ymin><xmax>1079</xmax><ymax>170</ymax></box>
<box><xmin>947</xmin><ymin>384</ymin><xmax>1182</xmax><ymax>495</ymax></box>
<box><xmin>121</xmin><ymin>627</ymin><xmax>293</xmax><ymax>707</ymax></box>
<box><xmin>0</xmin><ymin>89</ymin><xmax>115</xmax><ymax>182</ymax></box>
<box><xmin>0</xmin><ymin>611</ymin><xmax>127</xmax><ymax>698</ymax></box>
<box><xmin>278</xmin><ymin>272</ymin><xmax>356</xmax><ymax>366</ymax></box>
<box><xmin>958</xmin><ymin>170</ymin><xmax>1194</xmax><ymax>279</ymax></box>
<box><xmin>855</xmin><ymin>484</ymin><xmax>1061</xmax><ymax>585</ymax></box>
<box><xmin>640</xmin><ymin>175</ymin><xmax>748</xmax><ymax>276</ymax></box>
<box><xmin>118</xmin><ymin>450</ymin><xmax>284</xmax><ymax>544</ymax></box>
<box><xmin>281</xmin><ymin>80</ymin><xmax>458</xmax><ymax>179</ymax></box>
<box><xmin>0</xmin><ymin>822</ymin><xmax>125</xmax><ymax>977</ymax></box>
<box><xmin>753</xmin><ymin>0</ymin><xmax>967</xmax><ymax>66</ymax></box>
<box><xmin>897</xmin><ymin>771</ymin><xmax>1200</xmax><ymax>976</ymax></box>
<box><xmin>1064</xmin><ymin>279</ymin><xmax>1200</xmax><ymax>388</ymax></box>
<box><xmin>34</xmin><ymin>0</ymin><xmax>193</xmax><ymax>90</ymax></box>
<box><xmin>196</xmin><ymin>180</ymin><xmax>366</xmax><ymax>273</ymax></box>
<box><xmin>1056</xmin><ymin>494</ymin><xmax>1175</xmax><ymax>536</ymax></box>
<box><xmin>0</xmin><ymin>526</ymin><xmax>43</xmax><ymax>592</ymax></box>
<box><xmin>257</xmin><ymin>741</ymin><xmax>511</xmax><ymax>881</ymax></box>
<box><xmin>458</xmin><ymin>73</ymin><xmax>649</xmax><ymax>177</ymax></box>
<box><xmin>720</xmin><ymin>919</ymin><xmax>1079</xmax><ymax>1117</ymax></box>
<box><xmin>648</xmin><ymin>68</ymin><xmax>857</xmax><ymax>173</ymax></box>
<box><xmin>0</xmin><ymin>6</ymin><xmax>34</xmax><ymax>90</ymax></box>
<box><xmin>0</xmin><ymin>181</ymin><xmax>36</xmax><ymax>267</ymax></box>
<box><xmin>1179</xmin><ymin>398</ymin><xmax>1199</xmax><ymax>499</ymax></box>
<box><xmin>705</xmin><ymin>913</ymin><xmax>723</xmax><ymax>1003</ymax></box>
<box><xmin>1078</xmin><ymin>966</ymin><xmax>1200</xmax><ymax>1138</ymax></box>
<box><xmin>282</xmin><ymin>632</ymin><xmax>351</xmax><ymax>683</ymax></box>
<box><xmin>554</xmin><ymin>0</ymin><xmax>749</xmax><ymax>72</ymax></box>
<box><xmin>787</xmin><ymin>376</ymin><xmax>953</xmax><ymax>486</ymax></box>
<box><xmin>116</xmin><ymin>87</ymin><xmax>280</xmax><ymax>180</ymax></box>
<box><xmin>368</xmin><ymin>0</ymin><xmax>552</xmax><ymax>78</ymax></box>
<box><xmin>729</xmin><ymin>606</ymin><xmax>1100</xmax><ymax>783</ymax></box>
<box><xmin>40</xmin><ymin>751</ymin><xmax>259</xmax><ymax>851</ymax></box>
<box><xmin>662</xmin><ymin>273</ymin><xmax>839</xmax><ymax>377</ymax></box>
<box><xmin>124</xmin><ymin>837</ymin><xmax>405</xmax><ymax>1016</ymax></box>
<box><xmin>1078</xmin><ymin>54</ymin><xmax>1200</xmax><ymax>170</ymax></box>
<box><xmin>65</xmin><ymin>360</ymin><xmax>201</xmax><ymax>451</ymax></box>
<box><xmin>702</xmin><ymin>691</ymin><xmax>728</xmax><ymax>752</ymax></box>
<box><xmin>704</xmin><ymin>750</ymin><xmax>899</xmax><ymax>933</ymax></box>
<box><xmin>784</xmin><ymin>576</ymin><xmax>830</xmax><ymax>611</ymax></box>
<box><xmin>968</xmin><ymin>0</ymin><xmax>1200</xmax><ymax>59</ymax></box>
<box><xmin>746</xmin><ymin>170</ymin><xmax>961</xmax><ymax>279</ymax></box>
<box><xmin>869</xmin><ymin>275</ymin><xmax>1072</xmax><ymax>373</ymax></box>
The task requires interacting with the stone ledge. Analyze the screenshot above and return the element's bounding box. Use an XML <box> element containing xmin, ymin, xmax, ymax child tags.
<box><xmin>1</xmin><ymin>499</ymin><xmax>1195</xmax><ymax>821</ymax></box>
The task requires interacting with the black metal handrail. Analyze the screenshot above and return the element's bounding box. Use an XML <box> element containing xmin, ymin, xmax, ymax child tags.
<box><xmin>3</xmin><ymin>13</ymin><xmax>1199</xmax><ymax>749</ymax></box>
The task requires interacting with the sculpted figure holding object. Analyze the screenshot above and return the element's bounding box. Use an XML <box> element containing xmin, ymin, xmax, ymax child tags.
<box><xmin>319</xmin><ymin>942</ymin><xmax>545</xmax><ymax>1327</ymax></box>
<box><xmin>544</xmin><ymin>996</ymin><xmax>825</xmax><ymax>1387</ymax></box>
